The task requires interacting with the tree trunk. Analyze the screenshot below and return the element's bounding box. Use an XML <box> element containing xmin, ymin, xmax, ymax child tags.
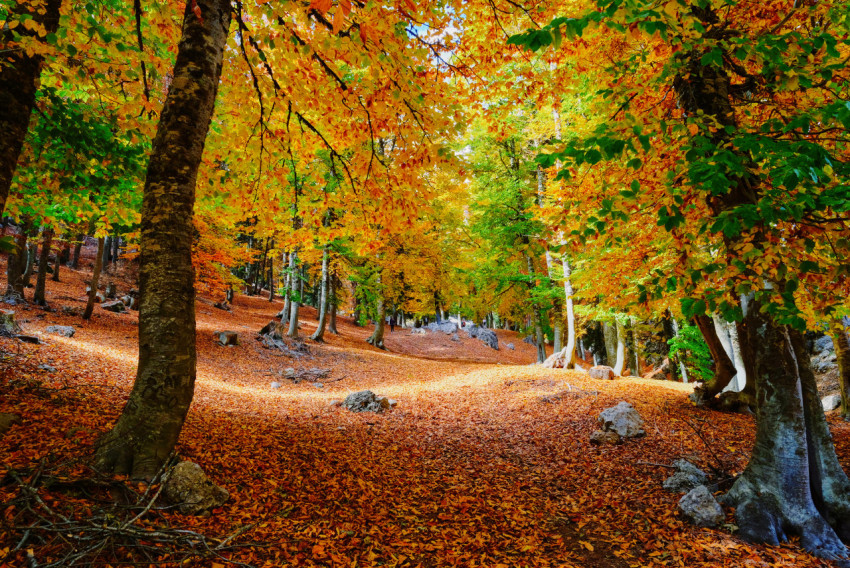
<box><xmin>5</xmin><ymin>230</ymin><xmax>26</xmax><ymax>296</ymax></box>
<box><xmin>612</xmin><ymin>319</ymin><xmax>626</xmax><ymax>376</ymax></box>
<box><xmin>72</xmin><ymin>233</ymin><xmax>84</xmax><ymax>269</ymax></box>
<box><xmin>0</xmin><ymin>0</ymin><xmax>62</xmax><ymax>218</ymax></box>
<box><xmin>83</xmin><ymin>237</ymin><xmax>105</xmax><ymax>320</ymax></box>
<box><xmin>722</xmin><ymin>300</ymin><xmax>850</xmax><ymax>559</ymax></box>
<box><xmin>267</xmin><ymin>256</ymin><xmax>274</xmax><ymax>302</ymax></box>
<box><xmin>279</xmin><ymin>250</ymin><xmax>293</xmax><ymax>321</ymax></box>
<box><xmin>602</xmin><ymin>321</ymin><xmax>617</xmax><ymax>368</ymax></box>
<box><xmin>310</xmin><ymin>247</ymin><xmax>329</xmax><ymax>342</ymax></box>
<box><xmin>328</xmin><ymin>274</ymin><xmax>339</xmax><ymax>335</ymax></box>
<box><xmin>833</xmin><ymin>322</ymin><xmax>850</xmax><ymax>421</ymax></box>
<box><xmin>93</xmin><ymin>0</ymin><xmax>232</xmax><ymax>480</ymax></box>
<box><xmin>692</xmin><ymin>314</ymin><xmax>738</xmax><ymax>405</ymax></box>
<box><xmin>102</xmin><ymin>235</ymin><xmax>112</xmax><ymax>270</ymax></box>
<box><xmin>33</xmin><ymin>227</ymin><xmax>53</xmax><ymax>306</ymax></box>
<box><xmin>112</xmin><ymin>234</ymin><xmax>120</xmax><ymax>265</ymax></box>
<box><xmin>22</xmin><ymin>237</ymin><xmax>36</xmax><ymax>288</ymax></box>
<box><xmin>51</xmin><ymin>237</ymin><xmax>63</xmax><ymax>281</ymax></box>
<box><xmin>287</xmin><ymin>252</ymin><xmax>300</xmax><ymax>338</ymax></box>
<box><xmin>367</xmin><ymin>291</ymin><xmax>386</xmax><ymax>350</ymax></box>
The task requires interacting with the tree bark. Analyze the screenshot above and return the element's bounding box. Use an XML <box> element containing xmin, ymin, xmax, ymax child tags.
<box><xmin>72</xmin><ymin>233</ymin><xmax>84</xmax><ymax>269</ymax></box>
<box><xmin>367</xmin><ymin>272</ymin><xmax>386</xmax><ymax>349</ymax></box>
<box><xmin>5</xmin><ymin>230</ymin><xmax>26</xmax><ymax>296</ymax></box>
<box><xmin>722</xmin><ymin>300</ymin><xmax>850</xmax><ymax>559</ymax></box>
<box><xmin>33</xmin><ymin>227</ymin><xmax>53</xmax><ymax>306</ymax></box>
<box><xmin>328</xmin><ymin>274</ymin><xmax>339</xmax><ymax>334</ymax></box>
<box><xmin>52</xmin><ymin>237</ymin><xmax>64</xmax><ymax>281</ymax></box>
<box><xmin>83</xmin><ymin>237</ymin><xmax>105</xmax><ymax>320</ymax></box>
<box><xmin>93</xmin><ymin>0</ymin><xmax>232</xmax><ymax>479</ymax></box>
<box><xmin>612</xmin><ymin>319</ymin><xmax>626</xmax><ymax>376</ymax></box>
<box><xmin>22</xmin><ymin>237</ymin><xmax>36</xmax><ymax>288</ymax></box>
<box><xmin>692</xmin><ymin>314</ymin><xmax>738</xmax><ymax>405</ymax></box>
<box><xmin>833</xmin><ymin>322</ymin><xmax>850</xmax><ymax>421</ymax></box>
<box><xmin>310</xmin><ymin>247</ymin><xmax>329</xmax><ymax>342</ymax></box>
<box><xmin>287</xmin><ymin>253</ymin><xmax>300</xmax><ymax>338</ymax></box>
<box><xmin>0</xmin><ymin>0</ymin><xmax>62</xmax><ymax>218</ymax></box>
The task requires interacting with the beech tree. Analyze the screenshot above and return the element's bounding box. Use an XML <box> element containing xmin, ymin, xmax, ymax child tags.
<box><xmin>511</xmin><ymin>0</ymin><xmax>850</xmax><ymax>558</ymax></box>
<box><xmin>94</xmin><ymin>0</ymin><xmax>233</xmax><ymax>479</ymax></box>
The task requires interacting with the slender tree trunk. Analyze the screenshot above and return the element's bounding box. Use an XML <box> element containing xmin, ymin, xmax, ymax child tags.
<box><xmin>267</xmin><ymin>256</ymin><xmax>274</xmax><ymax>302</ymax></box>
<box><xmin>612</xmin><ymin>319</ymin><xmax>626</xmax><ymax>376</ymax></box>
<box><xmin>279</xmin><ymin>250</ymin><xmax>292</xmax><ymax>321</ymax></box>
<box><xmin>83</xmin><ymin>237</ymin><xmax>105</xmax><ymax>320</ymax></box>
<box><xmin>287</xmin><ymin>251</ymin><xmax>300</xmax><ymax>338</ymax></box>
<box><xmin>328</xmin><ymin>274</ymin><xmax>339</xmax><ymax>335</ymax></box>
<box><xmin>0</xmin><ymin>0</ymin><xmax>62</xmax><ymax>218</ymax></box>
<box><xmin>602</xmin><ymin>321</ymin><xmax>617</xmax><ymax>368</ymax></box>
<box><xmin>102</xmin><ymin>235</ymin><xmax>112</xmax><ymax>271</ymax></box>
<box><xmin>112</xmin><ymin>234</ymin><xmax>120</xmax><ymax>265</ymax></box>
<box><xmin>51</xmin><ymin>237</ymin><xmax>63</xmax><ymax>281</ymax></box>
<box><xmin>310</xmin><ymin>247</ymin><xmax>329</xmax><ymax>342</ymax></box>
<box><xmin>367</xmin><ymin>293</ymin><xmax>386</xmax><ymax>349</ymax></box>
<box><xmin>72</xmin><ymin>233</ymin><xmax>84</xmax><ymax>269</ymax></box>
<box><xmin>33</xmin><ymin>227</ymin><xmax>53</xmax><ymax>306</ymax></box>
<box><xmin>692</xmin><ymin>314</ymin><xmax>738</xmax><ymax>405</ymax></box>
<box><xmin>93</xmin><ymin>0</ymin><xmax>232</xmax><ymax>479</ymax></box>
<box><xmin>723</xmin><ymin>299</ymin><xmax>850</xmax><ymax>558</ymax></box>
<box><xmin>5</xmin><ymin>230</ymin><xmax>26</xmax><ymax>296</ymax></box>
<box><xmin>22</xmin><ymin>236</ymin><xmax>36</xmax><ymax>288</ymax></box>
<box><xmin>833</xmin><ymin>322</ymin><xmax>850</xmax><ymax>421</ymax></box>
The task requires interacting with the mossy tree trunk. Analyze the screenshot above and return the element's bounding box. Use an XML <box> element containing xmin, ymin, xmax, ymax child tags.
<box><xmin>93</xmin><ymin>0</ymin><xmax>232</xmax><ymax>480</ymax></box>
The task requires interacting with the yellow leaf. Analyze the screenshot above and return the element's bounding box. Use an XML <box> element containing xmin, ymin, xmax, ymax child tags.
<box><xmin>579</xmin><ymin>540</ymin><xmax>594</xmax><ymax>552</ymax></box>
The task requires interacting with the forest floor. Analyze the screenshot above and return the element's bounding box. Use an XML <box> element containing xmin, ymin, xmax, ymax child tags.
<box><xmin>2</xmin><ymin>256</ymin><xmax>849</xmax><ymax>568</ymax></box>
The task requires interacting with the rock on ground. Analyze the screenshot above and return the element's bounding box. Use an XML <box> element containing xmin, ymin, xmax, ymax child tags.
<box><xmin>450</xmin><ymin>332</ymin><xmax>460</xmax><ymax>342</ymax></box>
<box><xmin>822</xmin><ymin>394</ymin><xmax>842</xmax><ymax>412</ymax></box>
<box><xmin>100</xmin><ymin>300</ymin><xmax>126</xmax><ymax>313</ymax></box>
<box><xmin>589</xmin><ymin>365</ymin><xmax>616</xmax><ymax>380</ymax></box>
<box><xmin>410</xmin><ymin>327</ymin><xmax>427</xmax><ymax>335</ymax></box>
<box><xmin>813</xmin><ymin>335</ymin><xmax>835</xmax><ymax>354</ymax></box>
<box><xmin>163</xmin><ymin>461</ymin><xmax>229</xmax><ymax>515</ymax></box>
<box><xmin>598</xmin><ymin>401</ymin><xmax>645</xmax><ymax>438</ymax></box>
<box><xmin>477</xmin><ymin>328</ymin><xmax>499</xmax><ymax>350</ymax></box>
<box><xmin>678</xmin><ymin>485</ymin><xmax>724</xmax><ymax>527</ymax></box>
<box><xmin>466</xmin><ymin>324</ymin><xmax>479</xmax><ymax>338</ymax></box>
<box><xmin>214</xmin><ymin>331</ymin><xmax>239</xmax><ymax>346</ymax></box>
<box><xmin>505</xmin><ymin>342</ymin><xmax>515</xmax><ymax>350</ymax></box>
<box><xmin>46</xmin><ymin>325</ymin><xmax>75</xmax><ymax>337</ymax></box>
<box><xmin>427</xmin><ymin>321</ymin><xmax>458</xmax><ymax>334</ymax></box>
<box><xmin>343</xmin><ymin>390</ymin><xmax>387</xmax><ymax>413</ymax></box>
<box><xmin>663</xmin><ymin>459</ymin><xmax>708</xmax><ymax>493</ymax></box>
<box><xmin>589</xmin><ymin>430</ymin><xmax>620</xmax><ymax>445</ymax></box>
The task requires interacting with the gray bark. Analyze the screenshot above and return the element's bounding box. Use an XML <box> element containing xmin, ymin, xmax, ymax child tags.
<box><xmin>83</xmin><ymin>237</ymin><xmax>105</xmax><ymax>320</ymax></box>
<box><xmin>33</xmin><ymin>227</ymin><xmax>53</xmax><ymax>306</ymax></box>
<box><xmin>310</xmin><ymin>247</ymin><xmax>329</xmax><ymax>342</ymax></box>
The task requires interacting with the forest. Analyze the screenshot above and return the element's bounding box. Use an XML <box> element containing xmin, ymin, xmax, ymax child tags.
<box><xmin>1</xmin><ymin>0</ymin><xmax>850</xmax><ymax>566</ymax></box>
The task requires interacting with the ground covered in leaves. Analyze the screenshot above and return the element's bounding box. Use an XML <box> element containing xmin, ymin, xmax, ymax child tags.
<box><xmin>3</xmin><ymin>260</ymin><xmax>850</xmax><ymax>567</ymax></box>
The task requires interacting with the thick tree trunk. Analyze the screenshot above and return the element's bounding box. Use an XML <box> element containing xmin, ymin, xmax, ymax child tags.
<box><xmin>93</xmin><ymin>0</ymin><xmax>232</xmax><ymax>479</ymax></box>
<box><xmin>602</xmin><ymin>321</ymin><xmax>617</xmax><ymax>368</ymax></box>
<box><xmin>0</xmin><ymin>0</ymin><xmax>62</xmax><ymax>218</ymax></box>
<box><xmin>33</xmin><ymin>227</ymin><xmax>53</xmax><ymax>306</ymax></box>
<box><xmin>287</xmin><ymin>252</ymin><xmax>300</xmax><ymax>338</ymax></box>
<box><xmin>83</xmin><ymin>237</ymin><xmax>105</xmax><ymax>320</ymax></box>
<box><xmin>279</xmin><ymin>251</ymin><xmax>292</xmax><ymax>321</ymax></box>
<box><xmin>102</xmin><ymin>235</ymin><xmax>113</xmax><ymax>270</ymax></box>
<box><xmin>111</xmin><ymin>234</ymin><xmax>120</xmax><ymax>265</ymax></box>
<box><xmin>692</xmin><ymin>314</ymin><xmax>738</xmax><ymax>405</ymax></box>
<box><xmin>723</xmin><ymin>301</ymin><xmax>850</xmax><ymax>559</ymax></box>
<box><xmin>310</xmin><ymin>247</ymin><xmax>329</xmax><ymax>342</ymax></box>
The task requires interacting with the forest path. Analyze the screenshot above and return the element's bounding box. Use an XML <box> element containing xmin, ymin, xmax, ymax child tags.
<box><xmin>1</xmin><ymin>266</ymin><xmax>846</xmax><ymax>568</ymax></box>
